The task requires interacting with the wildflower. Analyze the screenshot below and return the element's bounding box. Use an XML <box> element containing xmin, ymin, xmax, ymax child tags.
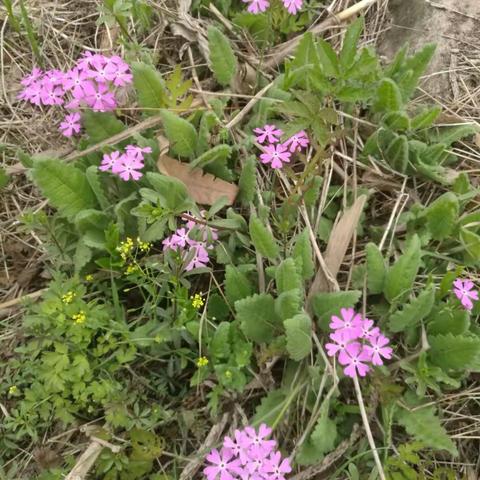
<box><xmin>329</xmin><ymin>307</ymin><xmax>363</xmax><ymax>337</ymax></box>
<box><xmin>72</xmin><ymin>310</ymin><xmax>86</xmax><ymax>324</ymax></box>
<box><xmin>136</xmin><ymin>237</ymin><xmax>151</xmax><ymax>252</ymax></box>
<box><xmin>62</xmin><ymin>67</ymin><xmax>89</xmax><ymax>97</ymax></box>
<box><xmin>85</xmin><ymin>274</ymin><xmax>94</xmax><ymax>282</ymax></box>
<box><xmin>283</xmin><ymin>130</ymin><xmax>309</xmax><ymax>152</ymax></box>
<box><xmin>325</xmin><ymin>330</ymin><xmax>354</xmax><ymax>357</ymax></box>
<box><xmin>39</xmin><ymin>79</ymin><xmax>65</xmax><ymax>106</ymax></box>
<box><xmin>283</xmin><ymin>0</ymin><xmax>303</xmax><ymax>14</ymax></box>
<box><xmin>358</xmin><ymin>318</ymin><xmax>380</xmax><ymax>340</ymax></box>
<box><xmin>125</xmin><ymin>144</ymin><xmax>152</xmax><ymax>160</ymax></box>
<box><xmin>62</xmin><ymin>291</ymin><xmax>76</xmax><ymax>304</ymax></box>
<box><xmin>86</xmin><ymin>60</ymin><xmax>117</xmax><ymax>83</ymax></box>
<box><xmin>76</xmin><ymin>51</ymin><xmax>106</xmax><ymax>71</ymax></box>
<box><xmin>125</xmin><ymin>263</ymin><xmax>140</xmax><ymax>275</ymax></box>
<box><xmin>262</xmin><ymin>450</ymin><xmax>292</xmax><ymax>480</ymax></box>
<box><xmin>106</xmin><ymin>58</ymin><xmax>133</xmax><ymax>87</ymax></box>
<box><xmin>224</xmin><ymin>431</ymin><xmax>250</xmax><ymax>465</ymax></box>
<box><xmin>59</xmin><ymin>112</ymin><xmax>81</xmax><ymax>137</ymax></box>
<box><xmin>241</xmin><ymin>424</ymin><xmax>276</xmax><ymax>457</ymax></box>
<box><xmin>453</xmin><ymin>278</ymin><xmax>479</xmax><ymax>311</ymax></box>
<box><xmin>338</xmin><ymin>342</ymin><xmax>371</xmax><ymax>378</ymax></box>
<box><xmin>82</xmin><ymin>81</ymin><xmax>116</xmax><ymax>112</ymax></box>
<box><xmin>99</xmin><ymin>151</ymin><xmax>122</xmax><ymax>172</ymax></box>
<box><xmin>254</xmin><ymin>124</ymin><xmax>283</xmax><ymax>144</ymax></box>
<box><xmin>111</xmin><ymin>154</ymin><xmax>144</xmax><ymax>181</ymax></box>
<box><xmin>191</xmin><ymin>293</ymin><xmax>204</xmax><ymax>309</ymax></box>
<box><xmin>117</xmin><ymin>237</ymin><xmax>134</xmax><ymax>260</ymax></box>
<box><xmin>259</xmin><ymin>143</ymin><xmax>291</xmax><ymax>169</ymax></box>
<box><xmin>364</xmin><ymin>334</ymin><xmax>393</xmax><ymax>366</ymax></box>
<box><xmin>196</xmin><ymin>356</ymin><xmax>209</xmax><ymax>367</ymax></box>
<box><xmin>20</xmin><ymin>67</ymin><xmax>43</xmax><ymax>87</ymax></box>
<box><xmin>204</xmin><ymin>448</ymin><xmax>243</xmax><ymax>480</ymax></box>
<box><xmin>185</xmin><ymin>243</ymin><xmax>210</xmax><ymax>271</ymax></box>
<box><xmin>18</xmin><ymin>82</ymin><xmax>42</xmax><ymax>105</ymax></box>
<box><xmin>162</xmin><ymin>235</ymin><xmax>179</xmax><ymax>252</ymax></box>
<box><xmin>8</xmin><ymin>385</ymin><xmax>18</xmax><ymax>395</ymax></box>
<box><xmin>171</xmin><ymin>228</ymin><xmax>192</xmax><ymax>249</ymax></box>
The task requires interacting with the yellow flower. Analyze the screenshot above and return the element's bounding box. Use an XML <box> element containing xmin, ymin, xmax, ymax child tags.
<box><xmin>85</xmin><ymin>274</ymin><xmax>94</xmax><ymax>282</ymax></box>
<box><xmin>117</xmin><ymin>237</ymin><xmax>134</xmax><ymax>260</ymax></box>
<box><xmin>62</xmin><ymin>291</ymin><xmax>76</xmax><ymax>304</ymax></box>
<box><xmin>72</xmin><ymin>310</ymin><xmax>86</xmax><ymax>324</ymax></box>
<box><xmin>225</xmin><ymin>370</ymin><xmax>232</xmax><ymax>379</ymax></box>
<box><xmin>137</xmin><ymin>237</ymin><xmax>151</xmax><ymax>252</ymax></box>
<box><xmin>191</xmin><ymin>293</ymin><xmax>204</xmax><ymax>309</ymax></box>
<box><xmin>125</xmin><ymin>263</ymin><xmax>140</xmax><ymax>275</ymax></box>
<box><xmin>196</xmin><ymin>356</ymin><xmax>209</xmax><ymax>368</ymax></box>
<box><xmin>8</xmin><ymin>385</ymin><xmax>18</xmax><ymax>395</ymax></box>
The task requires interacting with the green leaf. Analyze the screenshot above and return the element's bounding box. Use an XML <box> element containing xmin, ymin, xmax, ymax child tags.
<box><xmin>190</xmin><ymin>144</ymin><xmax>232</xmax><ymax>170</ymax></box>
<box><xmin>249</xmin><ymin>215</ymin><xmax>279</xmax><ymax>260</ymax></box>
<box><xmin>0</xmin><ymin>167</ymin><xmax>9</xmax><ymax>189</ymax></box>
<box><xmin>428</xmin><ymin>333</ymin><xmax>480</xmax><ymax>371</ymax></box>
<box><xmin>411</xmin><ymin>106</ymin><xmax>441</xmax><ymax>129</ymax></box>
<box><xmin>207</xmin><ymin>26</ymin><xmax>238</xmax><ymax>86</ymax></box>
<box><xmin>293</xmin><ymin>229</ymin><xmax>314</xmax><ymax>280</ymax></box>
<box><xmin>339</xmin><ymin>17</ymin><xmax>364</xmax><ymax>70</ymax></box>
<box><xmin>238</xmin><ymin>155</ymin><xmax>256</xmax><ymax>206</ymax></box>
<box><xmin>385</xmin><ymin>135</ymin><xmax>409</xmax><ymax>173</ymax></box>
<box><xmin>74</xmin><ymin>240</ymin><xmax>92</xmax><ymax>274</ymax></box>
<box><xmin>316</xmin><ymin>39</ymin><xmax>339</xmax><ymax>77</ymax></box>
<box><xmin>365</xmin><ymin>243</ymin><xmax>386</xmax><ymax>294</ymax></box>
<box><xmin>160</xmin><ymin>109</ymin><xmax>198</xmax><ymax>158</ymax></box>
<box><xmin>292</xmin><ymin>32</ymin><xmax>319</xmax><ymax>69</ymax></box>
<box><xmin>374</xmin><ymin>78</ymin><xmax>403</xmax><ymax>113</ymax></box>
<box><xmin>225</xmin><ymin>265</ymin><xmax>252</xmax><ymax>305</ymax></box>
<box><xmin>396</xmin><ymin>404</ymin><xmax>457</xmax><ymax>455</ymax></box>
<box><xmin>388</xmin><ymin>285</ymin><xmax>435</xmax><ymax>333</ymax></box>
<box><xmin>210</xmin><ymin>322</ymin><xmax>231</xmax><ymax>360</ymax></box>
<box><xmin>382</xmin><ymin>111</ymin><xmax>410</xmax><ymax>131</ymax></box>
<box><xmin>86</xmin><ymin>165</ymin><xmax>109</xmax><ymax>210</ymax></box>
<box><xmin>427</xmin><ymin>308</ymin><xmax>469</xmax><ymax>336</ymax></box>
<box><xmin>236</xmin><ymin>294</ymin><xmax>281</xmax><ymax>344</ymax></box>
<box><xmin>284</xmin><ymin>313</ymin><xmax>312</xmax><ymax>361</ymax></box>
<box><xmin>433</xmin><ymin>124</ymin><xmax>478</xmax><ymax>146</ymax></box>
<box><xmin>145</xmin><ymin>172</ymin><xmax>190</xmax><ymax>211</ymax></box>
<box><xmin>253</xmin><ymin>389</ymin><xmax>287</xmax><ymax>427</ymax></box>
<box><xmin>424</xmin><ymin>192</ymin><xmax>459</xmax><ymax>240</ymax></box>
<box><xmin>276</xmin><ymin>258</ymin><xmax>302</xmax><ymax>294</ymax></box>
<box><xmin>75</xmin><ymin>209</ymin><xmax>108</xmax><ymax>249</ymax></box>
<box><xmin>32</xmin><ymin>159</ymin><xmax>96</xmax><ymax>220</ymax></box>
<box><xmin>384</xmin><ymin>235</ymin><xmax>422</xmax><ymax>303</ymax></box>
<box><xmin>82</xmin><ymin>111</ymin><xmax>125</xmax><ymax>143</ymax></box>
<box><xmin>460</xmin><ymin>227</ymin><xmax>480</xmax><ymax>264</ymax></box>
<box><xmin>275</xmin><ymin>289</ymin><xmax>302</xmax><ymax>320</ymax></box>
<box><xmin>311</xmin><ymin>290</ymin><xmax>362</xmax><ymax>330</ymax></box>
<box><xmin>132</xmin><ymin>61</ymin><xmax>166</xmax><ymax>112</ymax></box>
<box><xmin>310</xmin><ymin>405</ymin><xmax>337</xmax><ymax>455</ymax></box>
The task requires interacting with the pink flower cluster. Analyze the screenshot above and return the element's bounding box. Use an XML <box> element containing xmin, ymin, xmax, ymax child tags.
<box><xmin>453</xmin><ymin>278</ymin><xmax>479</xmax><ymax>311</ymax></box>
<box><xmin>243</xmin><ymin>0</ymin><xmax>303</xmax><ymax>15</ymax></box>
<box><xmin>204</xmin><ymin>424</ymin><xmax>291</xmax><ymax>480</ymax></box>
<box><xmin>17</xmin><ymin>52</ymin><xmax>132</xmax><ymax>137</ymax></box>
<box><xmin>325</xmin><ymin>308</ymin><xmax>392</xmax><ymax>379</ymax></box>
<box><xmin>162</xmin><ymin>215</ymin><xmax>218</xmax><ymax>271</ymax></box>
<box><xmin>254</xmin><ymin>124</ymin><xmax>309</xmax><ymax>170</ymax></box>
<box><xmin>99</xmin><ymin>145</ymin><xmax>151</xmax><ymax>181</ymax></box>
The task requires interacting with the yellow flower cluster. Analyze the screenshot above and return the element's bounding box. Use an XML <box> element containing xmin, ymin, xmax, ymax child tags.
<box><xmin>85</xmin><ymin>274</ymin><xmax>94</xmax><ymax>282</ymax></box>
<box><xmin>125</xmin><ymin>264</ymin><xmax>140</xmax><ymax>275</ymax></box>
<box><xmin>8</xmin><ymin>385</ymin><xmax>18</xmax><ymax>395</ymax></box>
<box><xmin>196</xmin><ymin>356</ymin><xmax>209</xmax><ymax>367</ymax></box>
<box><xmin>72</xmin><ymin>310</ymin><xmax>86</xmax><ymax>324</ymax></box>
<box><xmin>191</xmin><ymin>293</ymin><xmax>204</xmax><ymax>309</ymax></box>
<box><xmin>61</xmin><ymin>291</ymin><xmax>76</xmax><ymax>304</ymax></box>
<box><xmin>117</xmin><ymin>237</ymin><xmax>134</xmax><ymax>260</ymax></box>
<box><xmin>137</xmin><ymin>237</ymin><xmax>151</xmax><ymax>252</ymax></box>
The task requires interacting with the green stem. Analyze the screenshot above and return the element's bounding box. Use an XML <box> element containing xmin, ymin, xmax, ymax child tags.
<box><xmin>2</xmin><ymin>0</ymin><xmax>21</xmax><ymax>32</ymax></box>
<box><xmin>18</xmin><ymin>0</ymin><xmax>42</xmax><ymax>65</ymax></box>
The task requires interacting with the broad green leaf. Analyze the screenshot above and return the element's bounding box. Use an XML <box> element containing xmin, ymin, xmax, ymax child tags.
<box><xmin>346</xmin><ymin>47</ymin><xmax>378</xmax><ymax>79</ymax></box>
<box><xmin>293</xmin><ymin>230</ymin><xmax>314</xmax><ymax>280</ymax></box>
<box><xmin>382</xmin><ymin>111</ymin><xmax>410</xmax><ymax>131</ymax></box>
<box><xmin>316</xmin><ymin>39</ymin><xmax>340</xmax><ymax>77</ymax></box>
<box><xmin>428</xmin><ymin>333</ymin><xmax>480</xmax><ymax>371</ymax></box>
<box><xmin>424</xmin><ymin>192</ymin><xmax>459</xmax><ymax>240</ymax></box>
<box><xmin>86</xmin><ymin>165</ymin><xmax>109</xmax><ymax>210</ymax></box>
<box><xmin>210</xmin><ymin>322</ymin><xmax>231</xmax><ymax>360</ymax></box>
<box><xmin>460</xmin><ymin>227</ymin><xmax>480</xmax><ymax>264</ymax></box>
<box><xmin>396</xmin><ymin>404</ymin><xmax>457</xmax><ymax>455</ymax></box>
<box><xmin>433</xmin><ymin>124</ymin><xmax>478</xmax><ymax>146</ymax></box>
<box><xmin>32</xmin><ymin>159</ymin><xmax>96</xmax><ymax>220</ymax></box>
<box><xmin>160</xmin><ymin>109</ymin><xmax>197</xmax><ymax>158</ymax></box>
<box><xmin>365</xmin><ymin>243</ymin><xmax>386</xmax><ymax>294</ymax></box>
<box><xmin>310</xmin><ymin>405</ymin><xmax>337</xmax><ymax>455</ymax></box>
<box><xmin>339</xmin><ymin>17</ymin><xmax>364</xmax><ymax>70</ymax></box>
<box><xmin>284</xmin><ymin>313</ymin><xmax>312</xmax><ymax>361</ymax></box>
<box><xmin>132</xmin><ymin>62</ymin><xmax>166</xmax><ymax>112</ymax></box>
<box><xmin>225</xmin><ymin>265</ymin><xmax>252</xmax><ymax>305</ymax></box>
<box><xmin>387</xmin><ymin>285</ymin><xmax>435</xmax><ymax>333</ymax></box>
<box><xmin>276</xmin><ymin>258</ymin><xmax>302</xmax><ymax>294</ymax></box>
<box><xmin>238</xmin><ymin>155</ymin><xmax>256</xmax><ymax>206</ymax></box>
<box><xmin>374</xmin><ymin>78</ymin><xmax>403</xmax><ymax>113</ymax></box>
<box><xmin>207</xmin><ymin>26</ymin><xmax>238</xmax><ymax>86</ymax></box>
<box><xmin>385</xmin><ymin>135</ymin><xmax>409</xmax><ymax>173</ymax></box>
<box><xmin>292</xmin><ymin>32</ymin><xmax>319</xmax><ymax>69</ymax></box>
<box><xmin>83</xmin><ymin>111</ymin><xmax>125</xmax><ymax>143</ymax></box>
<box><xmin>145</xmin><ymin>172</ymin><xmax>190</xmax><ymax>211</ymax></box>
<box><xmin>249</xmin><ymin>215</ymin><xmax>279</xmax><ymax>260</ymax></box>
<box><xmin>420</xmin><ymin>143</ymin><xmax>447</xmax><ymax>165</ymax></box>
<box><xmin>275</xmin><ymin>289</ymin><xmax>302</xmax><ymax>320</ymax></box>
<box><xmin>236</xmin><ymin>293</ymin><xmax>281</xmax><ymax>344</ymax></box>
<box><xmin>384</xmin><ymin>235</ymin><xmax>422</xmax><ymax>303</ymax></box>
<box><xmin>190</xmin><ymin>144</ymin><xmax>232</xmax><ymax>170</ymax></box>
<box><xmin>427</xmin><ymin>308</ymin><xmax>469</xmax><ymax>336</ymax></box>
<box><xmin>411</xmin><ymin>106</ymin><xmax>441</xmax><ymax>129</ymax></box>
<box><xmin>75</xmin><ymin>209</ymin><xmax>108</xmax><ymax>249</ymax></box>
<box><xmin>253</xmin><ymin>389</ymin><xmax>287</xmax><ymax>427</ymax></box>
<box><xmin>197</xmin><ymin>110</ymin><xmax>219</xmax><ymax>155</ymax></box>
<box><xmin>311</xmin><ymin>290</ymin><xmax>362</xmax><ymax>330</ymax></box>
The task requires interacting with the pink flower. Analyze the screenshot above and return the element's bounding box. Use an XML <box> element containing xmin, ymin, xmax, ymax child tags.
<box><xmin>59</xmin><ymin>113</ymin><xmax>81</xmax><ymax>137</ymax></box>
<box><xmin>364</xmin><ymin>334</ymin><xmax>393</xmax><ymax>366</ymax></box>
<box><xmin>243</xmin><ymin>449</ymin><xmax>267</xmax><ymax>480</ymax></box>
<box><xmin>325</xmin><ymin>330</ymin><xmax>354</xmax><ymax>357</ymax></box>
<box><xmin>358</xmin><ymin>318</ymin><xmax>380</xmax><ymax>341</ymax></box>
<box><xmin>338</xmin><ymin>342</ymin><xmax>371</xmax><ymax>378</ymax></box>
<box><xmin>185</xmin><ymin>243</ymin><xmax>210</xmax><ymax>271</ymax></box>
<box><xmin>63</xmin><ymin>68</ymin><xmax>89</xmax><ymax>97</ymax></box>
<box><xmin>99</xmin><ymin>151</ymin><xmax>122</xmax><ymax>172</ymax></box>
<box><xmin>283</xmin><ymin>130</ymin><xmax>309</xmax><ymax>153</ymax></box>
<box><xmin>259</xmin><ymin>143</ymin><xmax>291</xmax><ymax>169</ymax></box>
<box><xmin>125</xmin><ymin>144</ymin><xmax>152</xmax><ymax>160</ymax></box>
<box><xmin>329</xmin><ymin>308</ymin><xmax>363</xmax><ymax>337</ymax></box>
<box><xmin>111</xmin><ymin>154</ymin><xmax>144</xmax><ymax>181</ymax></box>
<box><xmin>87</xmin><ymin>61</ymin><xmax>117</xmax><ymax>83</ymax></box>
<box><xmin>224</xmin><ymin>430</ymin><xmax>250</xmax><ymax>466</ymax></box>
<box><xmin>283</xmin><ymin>0</ymin><xmax>303</xmax><ymax>14</ymax></box>
<box><xmin>453</xmin><ymin>278</ymin><xmax>479</xmax><ymax>311</ymax></box>
<box><xmin>203</xmin><ymin>448</ymin><xmax>243</xmax><ymax>480</ymax></box>
<box><xmin>241</xmin><ymin>424</ymin><xmax>276</xmax><ymax>458</ymax></box>
<box><xmin>39</xmin><ymin>80</ymin><xmax>65</xmax><ymax>106</ymax></box>
<box><xmin>105</xmin><ymin>58</ymin><xmax>133</xmax><ymax>87</ymax></box>
<box><xmin>18</xmin><ymin>82</ymin><xmax>42</xmax><ymax>105</ymax></box>
<box><xmin>171</xmin><ymin>228</ymin><xmax>191</xmax><ymax>249</ymax></box>
<box><xmin>262</xmin><ymin>451</ymin><xmax>292</xmax><ymax>480</ymax></box>
<box><xmin>82</xmin><ymin>81</ymin><xmax>116</xmax><ymax>112</ymax></box>
<box><xmin>44</xmin><ymin>69</ymin><xmax>65</xmax><ymax>86</ymax></box>
<box><xmin>77</xmin><ymin>51</ymin><xmax>106</xmax><ymax>71</ymax></box>
<box><xmin>254</xmin><ymin>124</ymin><xmax>283</xmax><ymax>144</ymax></box>
<box><xmin>243</xmin><ymin>0</ymin><xmax>270</xmax><ymax>14</ymax></box>
<box><xmin>20</xmin><ymin>67</ymin><xmax>43</xmax><ymax>87</ymax></box>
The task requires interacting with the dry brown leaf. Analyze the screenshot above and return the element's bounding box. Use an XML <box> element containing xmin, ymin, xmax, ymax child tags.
<box><xmin>157</xmin><ymin>154</ymin><xmax>238</xmax><ymax>206</ymax></box>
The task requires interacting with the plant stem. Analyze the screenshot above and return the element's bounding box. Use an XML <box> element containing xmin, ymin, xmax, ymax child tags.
<box><xmin>2</xmin><ymin>0</ymin><xmax>21</xmax><ymax>32</ymax></box>
<box><xmin>353</xmin><ymin>375</ymin><xmax>386</xmax><ymax>480</ymax></box>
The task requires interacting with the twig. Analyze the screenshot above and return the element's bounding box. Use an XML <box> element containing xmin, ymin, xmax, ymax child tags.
<box><xmin>64</xmin><ymin>442</ymin><xmax>105</xmax><ymax>480</ymax></box>
<box><xmin>0</xmin><ymin>288</ymin><xmax>46</xmax><ymax>312</ymax></box>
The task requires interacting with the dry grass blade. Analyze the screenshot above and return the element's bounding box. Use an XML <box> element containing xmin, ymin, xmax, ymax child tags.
<box><xmin>157</xmin><ymin>155</ymin><xmax>238</xmax><ymax>205</ymax></box>
<box><xmin>64</xmin><ymin>442</ymin><xmax>104</xmax><ymax>480</ymax></box>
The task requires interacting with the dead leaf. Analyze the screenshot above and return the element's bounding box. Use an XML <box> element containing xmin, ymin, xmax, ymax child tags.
<box><xmin>157</xmin><ymin>154</ymin><xmax>238</xmax><ymax>206</ymax></box>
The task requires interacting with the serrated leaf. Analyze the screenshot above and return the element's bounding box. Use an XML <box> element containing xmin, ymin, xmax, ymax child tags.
<box><xmin>86</xmin><ymin>165</ymin><xmax>109</xmax><ymax>210</ymax></box>
<box><xmin>311</xmin><ymin>290</ymin><xmax>361</xmax><ymax>330</ymax></box>
<box><xmin>396</xmin><ymin>405</ymin><xmax>457</xmax><ymax>455</ymax></box>
<box><xmin>249</xmin><ymin>215</ymin><xmax>279</xmax><ymax>260</ymax></box>
<box><xmin>190</xmin><ymin>144</ymin><xmax>232</xmax><ymax>170</ymax></box>
<box><xmin>207</xmin><ymin>26</ymin><xmax>238</xmax><ymax>86</ymax></box>
<box><xmin>225</xmin><ymin>265</ymin><xmax>252</xmax><ymax>305</ymax></box>
<box><xmin>427</xmin><ymin>308</ymin><xmax>469</xmax><ymax>336</ymax></box>
<box><xmin>74</xmin><ymin>240</ymin><xmax>92</xmax><ymax>274</ymax></box>
<box><xmin>374</xmin><ymin>78</ymin><xmax>403</xmax><ymax>113</ymax></box>
<box><xmin>385</xmin><ymin>135</ymin><xmax>409</xmax><ymax>173</ymax></box>
<box><xmin>82</xmin><ymin>111</ymin><xmax>125</xmax><ymax>143</ymax></box>
<box><xmin>424</xmin><ymin>192</ymin><xmax>459</xmax><ymax>240</ymax></box>
<box><xmin>238</xmin><ymin>155</ymin><xmax>256</xmax><ymax>206</ymax></box>
<box><xmin>310</xmin><ymin>407</ymin><xmax>337</xmax><ymax>455</ymax></box>
<box><xmin>275</xmin><ymin>289</ymin><xmax>302</xmax><ymax>320</ymax></box>
<box><xmin>276</xmin><ymin>258</ymin><xmax>302</xmax><ymax>294</ymax></box>
<box><xmin>292</xmin><ymin>32</ymin><xmax>319</xmax><ymax>69</ymax></box>
<box><xmin>428</xmin><ymin>333</ymin><xmax>480</xmax><ymax>371</ymax></box>
<box><xmin>32</xmin><ymin>159</ymin><xmax>96</xmax><ymax>220</ymax></box>
<box><xmin>236</xmin><ymin>294</ymin><xmax>281</xmax><ymax>344</ymax></box>
<box><xmin>146</xmin><ymin>171</ymin><xmax>190</xmax><ymax>211</ymax></box>
<box><xmin>339</xmin><ymin>17</ymin><xmax>364</xmax><ymax>70</ymax></box>
<box><xmin>384</xmin><ymin>235</ymin><xmax>422</xmax><ymax>303</ymax></box>
<box><xmin>160</xmin><ymin>109</ymin><xmax>197</xmax><ymax>158</ymax></box>
<box><xmin>210</xmin><ymin>322</ymin><xmax>231</xmax><ymax>360</ymax></box>
<box><xmin>132</xmin><ymin>62</ymin><xmax>166</xmax><ymax>112</ymax></box>
<box><xmin>253</xmin><ymin>389</ymin><xmax>287</xmax><ymax>427</ymax></box>
<box><xmin>433</xmin><ymin>124</ymin><xmax>478</xmax><ymax>146</ymax></box>
<box><xmin>365</xmin><ymin>243</ymin><xmax>386</xmax><ymax>294</ymax></box>
<box><xmin>284</xmin><ymin>313</ymin><xmax>312</xmax><ymax>361</ymax></box>
<box><xmin>460</xmin><ymin>227</ymin><xmax>480</xmax><ymax>264</ymax></box>
<box><xmin>411</xmin><ymin>106</ymin><xmax>441</xmax><ymax>129</ymax></box>
<box><xmin>317</xmin><ymin>39</ymin><xmax>339</xmax><ymax>77</ymax></box>
<box><xmin>293</xmin><ymin>229</ymin><xmax>314</xmax><ymax>280</ymax></box>
<box><xmin>388</xmin><ymin>285</ymin><xmax>435</xmax><ymax>333</ymax></box>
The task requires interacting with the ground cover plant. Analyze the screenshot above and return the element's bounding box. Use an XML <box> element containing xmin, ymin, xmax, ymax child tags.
<box><xmin>1</xmin><ymin>0</ymin><xmax>480</xmax><ymax>479</ymax></box>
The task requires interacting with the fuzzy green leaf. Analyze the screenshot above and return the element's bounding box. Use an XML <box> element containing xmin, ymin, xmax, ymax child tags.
<box><xmin>365</xmin><ymin>243</ymin><xmax>386</xmax><ymax>294</ymax></box>
<box><xmin>32</xmin><ymin>159</ymin><xmax>96</xmax><ymax>220</ymax></box>
<box><xmin>293</xmin><ymin>229</ymin><xmax>314</xmax><ymax>280</ymax></box>
<box><xmin>190</xmin><ymin>144</ymin><xmax>232</xmax><ymax>170</ymax></box>
<box><xmin>384</xmin><ymin>235</ymin><xmax>422</xmax><ymax>303</ymax></box>
<box><xmin>145</xmin><ymin>172</ymin><xmax>190</xmax><ymax>211</ymax></box>
<box><xmin>132</xmin><ymin>62</ymin><xmax>167</xmax><ymax>112</ymax></box>
<box><xmin>210</xmin><ymin>322</ymin><xmax>231</xmax><ymax>360</ymax></box>
<box><xmin>433</xmin><ymin>124</ymin><xmax>478</xmax><ymax>146</ymax></box>
<box><xmin>207</xmin><ymin>26</ymin><xmax>238</xmax><ymax>86</ymax></box>
<box><xmin>249</xmin><ymin>215</ymin><xmax>279</xmax><ymax>260</ymax></box>
<box><xmin>428</xmin><ymin>333</ymin><xmax>480</xmax><ymax>371</ymax></box>
<box><xmin>374</xmin><ymin>78</ymin><xmax>403</xmax><ymax>113</ymax></box>
<box><xmin>316</xmin><ymin>39</ymin><xmax>339</xmax><ymax>77</ymax></box>
<box><xmin>238</xmin><ymin>155</ymin><xmax>257</xmax><ymax>206</ymax></box>
<box><xmin>74</xmin><ymin>240</ymin><xmax>92</xmax><ymax>274</ymax></box>
<box><xmin>385</xmin><ymin>135</ymin><xmax>409</xmax><ymax>173</ymax></box>
<box><xmin>460</xmin><ymin>227</ymin><xmax>480</xmax><ymax>264</ymax></box>
<box><xmin>411</xmin><ymin>106</ymin><xmax>441</xmax><ymax>129</ymax></box>
<box><xmin>339</xmin><ymin>17</ymin><xmax>364</xmax><ymax>70</ymax></box>
<box><xmin>276</xmin><ymin>258</ymin><xmax>302</xmax><ymax>294</ymax></box>
<box><xmin>310</xmin><ymin>407</ymin><xmax>337</xmax><ymax>455</ymax></box>
<box><xmin>425</xmin><ymin>192</ymin><xmax>459</xmax><ymax>240</ymax></box>
<box><xmin>160</xmin><ymin>109</ymin><xmax>198</xmax><ymax>158</ymax></box>
<box><xmin>388</xmin><ymin>285</ymin><xmax>435</xmax><ymax>333</ymax></box>
<box><xmin>275</xmin><ymin>289</ymin><xmax>302</xmax><ymax>320</ymax></box>
<box><xmin>86</xmin><ymin>165</ymin><xmax>109</xmax><ymax>210</ymax></box>
<box><xmin>427</xmin><ymin>308</ymin><xmax>469</xmax><ymax>336</ymax></box>
<box><xmin>292</xmin><ymin>32</ymin><xmax>319</xmax><ymax>69</ymax></box>
<box><xmin>225</xmin><ymin>265</ymin><xmax>252</xmax><ymax>305</ymax></box>
<box><xmin>312</xmin><ymin>290</ymin><xmax>362</xmax><ymax>330</ymax></box>
<box><xmin>83</xmin><ymin>111</ymin><xmax>125</xmax><ymax>143</ymax></box>
<box><xmin>284</xmin><ymin>313</ymin><xmax>312</xmax><ymax>361</ymax></box>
